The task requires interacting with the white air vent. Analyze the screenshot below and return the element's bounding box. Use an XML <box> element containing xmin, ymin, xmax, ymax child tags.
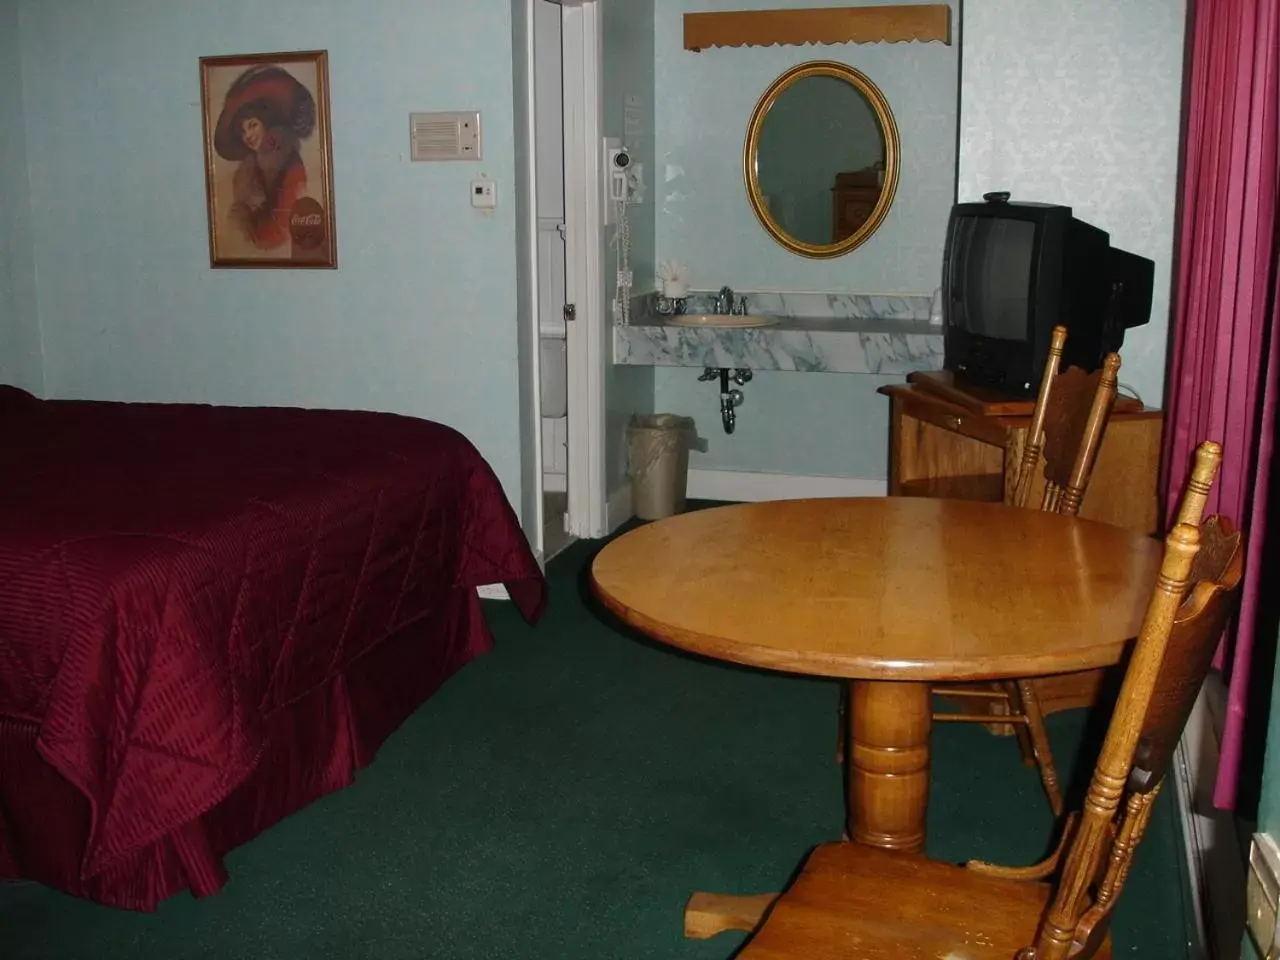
<box><xmin>410</xmin><ymin>111</ymin><xmax>482</xmax><ymax>161</ymax></box>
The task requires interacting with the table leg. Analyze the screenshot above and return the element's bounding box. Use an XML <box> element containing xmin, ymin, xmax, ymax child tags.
<box><xmin>847</xmin><ymin>679</ymin><xmax>931</xmax><ymax>852</ymax></box>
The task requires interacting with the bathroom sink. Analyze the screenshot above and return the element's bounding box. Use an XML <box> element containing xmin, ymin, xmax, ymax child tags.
<box><xmin>667</xmin><ymin>314</ymin><xmax>778</xmax><ymax>329</ymax></box>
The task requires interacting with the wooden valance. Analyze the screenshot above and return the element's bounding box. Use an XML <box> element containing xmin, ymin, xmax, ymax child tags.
<box><xmin>684</xmin><ymin>5</ymin><xmax>952</xmax><ymax>51</ymax></box>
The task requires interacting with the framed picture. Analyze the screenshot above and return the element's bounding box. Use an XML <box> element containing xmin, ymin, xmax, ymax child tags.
<box><xmin>199</xmin><ymin>50</ymin><xmax>337</xmax><ymax>269</ymax></box>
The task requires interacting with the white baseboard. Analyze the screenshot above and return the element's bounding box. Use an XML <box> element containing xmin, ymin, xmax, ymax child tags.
<box><xmin>686</xmin><ymin>469</ymin><xmax>887</xmax><ymax>503</ymax></box>
<box><xmin>606</xmin><ymin>483</ymin><xmax>633</xmax><ymax>533</ymax></box>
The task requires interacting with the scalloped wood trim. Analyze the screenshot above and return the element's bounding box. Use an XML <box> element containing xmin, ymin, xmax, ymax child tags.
<box><xmin>684</xmin><ymin>5</ymin><xmax>952</xmax><ymax>51</ymax></box>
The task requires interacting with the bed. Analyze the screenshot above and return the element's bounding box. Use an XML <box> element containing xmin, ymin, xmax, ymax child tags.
<box><xmin>0</xmin><ymin>386</ymin><xmax>547</xmax><ymax>910</ymax></box>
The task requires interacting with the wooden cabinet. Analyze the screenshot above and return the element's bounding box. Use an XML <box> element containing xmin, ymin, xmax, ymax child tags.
<box><xmin>879</xmin><ymin>371</ymin><xmax>1165</xmax><ymax>716</ymax></box>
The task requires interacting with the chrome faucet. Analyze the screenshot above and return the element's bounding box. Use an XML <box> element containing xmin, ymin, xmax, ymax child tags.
<box><xmin>715</xmin><ymin>285</ymin><xmax>735</xmax><ymax>315</ymax></box>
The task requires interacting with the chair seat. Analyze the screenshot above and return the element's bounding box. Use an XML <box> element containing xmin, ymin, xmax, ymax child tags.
<box><xmin>737</xmin><ymin>842</ymin><xmax>1112</xmax><ymax>960</ymax></box>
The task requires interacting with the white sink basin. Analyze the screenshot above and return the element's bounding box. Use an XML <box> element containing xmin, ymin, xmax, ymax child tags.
<box><xmin>667</xmin><ymin>314</ymin><xmax>778</xmax><ymax>329</ymax></box>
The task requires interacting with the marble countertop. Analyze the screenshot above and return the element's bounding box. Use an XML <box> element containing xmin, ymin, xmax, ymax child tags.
<box><xmin>642</xmin><ymin>314</ymin><xmax>939</xmax><ymax>334</ymax></box>
<box><xmin>614</xmin><ymin>292</ymin><xmax>945</xmax><ymax>375</ymax></box>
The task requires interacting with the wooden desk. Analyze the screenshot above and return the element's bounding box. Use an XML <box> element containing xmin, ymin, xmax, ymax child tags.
<box><xmin>590</xmin><ymin>498</ymin><xmax>1161</xmax><ymax>936</ymax></box>
<box><xmin>880</xmin><ymin>371</ymin><xmax>1164</xmax><ymax>717</ymax></box>
<box><xmin>879</xmin><ymin>370</ymin><xmax>1164</xmax><ymax>535</ymax></box>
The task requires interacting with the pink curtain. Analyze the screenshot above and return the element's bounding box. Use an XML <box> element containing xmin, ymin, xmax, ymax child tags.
<box><xmin>1161</xmin><ymin>0</ymin><xmax>1280</xmax><ymax>809</ymax></box>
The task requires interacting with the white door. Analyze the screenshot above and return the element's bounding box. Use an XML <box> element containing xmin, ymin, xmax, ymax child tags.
<box><xmin>560</xmin><ymin>0</ymin><xmax>608</xmax><ymax>539</ymax></box>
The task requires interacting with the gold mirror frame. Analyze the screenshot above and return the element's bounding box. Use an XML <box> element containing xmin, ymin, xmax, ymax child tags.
<box><xmin>743</xmin><ymin>61</ymin><xmax>900</xmax><ymax>260</ymax></box>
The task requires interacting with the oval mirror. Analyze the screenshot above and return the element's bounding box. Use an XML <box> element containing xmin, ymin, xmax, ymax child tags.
<box><xmin>744</xmin><ymin>61</ymin><xmax>900</xmax><ymax>259</ymax></box>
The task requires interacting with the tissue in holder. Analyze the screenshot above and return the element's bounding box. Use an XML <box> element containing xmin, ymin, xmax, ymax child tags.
<box><xmin>658</xmin><ymin>260</ymin><xmax>689</xmax><ymax>300</ymax></box>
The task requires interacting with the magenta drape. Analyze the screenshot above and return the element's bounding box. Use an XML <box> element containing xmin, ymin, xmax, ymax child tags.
<box><xmin>1161</xmin><ymin>0</ymin><xmax>1280</xmax><ymax>809</ymax></box>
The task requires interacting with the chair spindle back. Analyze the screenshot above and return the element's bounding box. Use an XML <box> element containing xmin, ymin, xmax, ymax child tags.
<box><xmin>1026</xmin><ymin>441</ymin><xmax>1244</xmax><ymax>960</ymax></box>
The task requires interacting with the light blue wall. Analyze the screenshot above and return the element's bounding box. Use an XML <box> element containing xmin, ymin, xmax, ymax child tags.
<box><xmin>653</xmin><ymin>0</ymin><xmax>959</xmax><ymax>480</ymax></box>
<box><xmin>656</xmin><ymin>370</ymin><xmax>903</xmax><ymax>478</ymax></box>
<box><xmin>604</xmin><ymin>0</ymin><xmax>657</xmax><ymax>492</ymax></box>
<box><xmin>0</xmin><ymin>1</ymin><xmax>42</xmax><ymax>394</ymax></box>
<box><xmin>958</xmin><ymin>0</ymin><xmax>1186</xmax><ymax>409</ymax></box>
<box><xmin>17</xmin><ymin>0</ymin><xmax>525</xmax><ymax>509</ymax></box>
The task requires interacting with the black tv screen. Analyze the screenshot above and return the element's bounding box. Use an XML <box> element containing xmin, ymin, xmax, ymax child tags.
<box><xmin>949</xmin><ymin>217</ymin><xmax>1036</xmax><ymax>342</ymax></box>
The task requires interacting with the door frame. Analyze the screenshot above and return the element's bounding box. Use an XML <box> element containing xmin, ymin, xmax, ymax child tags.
<box><xmin>559</xmin><ymin>0</ymin><xmax>609</xmax><ymax>539</ymax></box>
<box><xmin>513</xmin><ymin>0</ymin><xmax>546</xmax><ymax>562</ymax></box>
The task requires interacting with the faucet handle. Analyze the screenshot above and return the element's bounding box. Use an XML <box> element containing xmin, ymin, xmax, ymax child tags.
<box><xmin>735</xmin><ymin>295</ymin><xmax>749</xmax><ymax>316</ymax></box>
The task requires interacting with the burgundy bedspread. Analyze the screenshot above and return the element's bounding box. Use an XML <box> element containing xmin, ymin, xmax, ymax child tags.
<box><xmin>0</xmin><ymin>386</ymin><xmax>545</xmax><ymax>907</ymax></box>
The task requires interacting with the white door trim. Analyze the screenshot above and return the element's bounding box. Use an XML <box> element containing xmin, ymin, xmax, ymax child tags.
<box><xmin>561</xmin><ymin>0</ymin><xmax>608</xmax><ymax>539</ymax></box>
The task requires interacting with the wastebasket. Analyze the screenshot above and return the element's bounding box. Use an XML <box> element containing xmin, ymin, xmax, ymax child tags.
<box><xmin>627</xmin><ymin>414</ymin><xmax>696</xmax><ymax>520</ymax></box>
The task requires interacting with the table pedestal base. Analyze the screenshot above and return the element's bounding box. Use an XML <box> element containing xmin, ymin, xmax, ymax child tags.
<box><xmin>847</xmin><ymin>679</ymin><xmax>931</xmax><ymax>851</ymax></box>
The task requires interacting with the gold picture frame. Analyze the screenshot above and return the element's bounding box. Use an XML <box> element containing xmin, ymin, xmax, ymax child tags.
<box><xmin>743</xmin><ymin>60</ymin><xmax>900</xmax><ymax>260</ymax></box>
<box><xmin>199</xmin><ymin>50</ymin><xmax>337</xmax><ymax>269</ymax></box>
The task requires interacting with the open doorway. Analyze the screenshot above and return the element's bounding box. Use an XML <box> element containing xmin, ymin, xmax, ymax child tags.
<box><xmin>515</xmin><ymin>0</ymin><xmax>609</xmax><ymax>562</ymax></box>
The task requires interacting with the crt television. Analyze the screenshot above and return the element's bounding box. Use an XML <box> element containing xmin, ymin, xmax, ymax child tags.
<box><xmin>941</xmin><ymin>192</ymin><xmax>1154</xmax><ymax>396</ymax></box>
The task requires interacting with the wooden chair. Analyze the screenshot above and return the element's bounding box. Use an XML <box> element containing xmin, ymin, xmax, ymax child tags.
<box><xmin>931</xmin><ymin>326</ymin><xmax>1123</xmax><ymax>815</ymax></box>
<box><xmin>734</xmin><ymin>441</ymin><xmax>1244</xmax><ymax>960</ymax></box>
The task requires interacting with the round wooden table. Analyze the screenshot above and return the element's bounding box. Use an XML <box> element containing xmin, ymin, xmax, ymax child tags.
<box><xmin>591</xmin><ymin>497</ymin><xmax>1162</xmax><ymax>854</ymax></box>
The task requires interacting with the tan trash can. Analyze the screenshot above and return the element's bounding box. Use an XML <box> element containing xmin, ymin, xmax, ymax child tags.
<box><xmin>627</xmin><ymin>414</ymin><xmax>696</xmax><ymax>520</ymax></box>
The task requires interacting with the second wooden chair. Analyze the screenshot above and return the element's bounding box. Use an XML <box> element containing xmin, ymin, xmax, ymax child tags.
<box><xmin>931</xmin><ymin>325</ymin><xmax>1123</xmax><ymax>815</ymax></box>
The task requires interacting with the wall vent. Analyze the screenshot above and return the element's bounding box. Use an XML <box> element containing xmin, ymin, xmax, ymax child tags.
<box><xmin>409</xmin><ymin>111</ymin><xmax>482</xmax><ymax>162</ymax></box>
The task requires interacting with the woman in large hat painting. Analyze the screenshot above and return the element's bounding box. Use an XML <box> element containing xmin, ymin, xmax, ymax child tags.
<box><xmin>213</xmin><ymin>64</ymin><xmax>316</xmax><ymax>251</ymax></box>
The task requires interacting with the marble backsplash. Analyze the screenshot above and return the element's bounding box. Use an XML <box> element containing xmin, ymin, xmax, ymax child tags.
<box><xmin>615</xmin><ymin>290</ymin><xmax>944</xmax><ymax>375</ymax></box>
<box><xmin>643</xmin><ymin>290</ymin><xmax>934</xmax><ymax>323</ymax></box>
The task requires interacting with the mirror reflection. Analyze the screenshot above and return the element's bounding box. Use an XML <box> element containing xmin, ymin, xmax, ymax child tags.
<box><xmin>746</xmin><ymin>62</ymin><xmax>898</xmax><ymax>258</ymax></box>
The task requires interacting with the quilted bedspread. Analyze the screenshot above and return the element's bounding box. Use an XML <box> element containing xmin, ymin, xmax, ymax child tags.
<box><xmin>0</xmin><ymin>386</ymin><xmax>545</xmax><ymax>887</ymax></box>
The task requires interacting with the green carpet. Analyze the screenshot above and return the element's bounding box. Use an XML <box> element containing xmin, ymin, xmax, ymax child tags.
<box><xmin>1</xmin><ymin>517</ymin><xmax>1192</xmax><ymax>959</ymax></box>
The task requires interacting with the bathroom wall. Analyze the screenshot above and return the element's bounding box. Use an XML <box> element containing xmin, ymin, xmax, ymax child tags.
<box><xmin>0</xmin><ymin>1</ymin><xmax>43</xmax><ymax>394</ymax></box>
<box><xmin>604</xmin><ymin>0</ymin><xmax>657</xmax><ymax>496</ymax></box>
<box><xmin>653</xmin><ymin>0</ymin><xmax>959</xmax><ymax>481</ymax></box>
<box><xmin>15</xmin><ymin>0</ymin><xmax>527</xmax><ymax>511</ymax></box>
